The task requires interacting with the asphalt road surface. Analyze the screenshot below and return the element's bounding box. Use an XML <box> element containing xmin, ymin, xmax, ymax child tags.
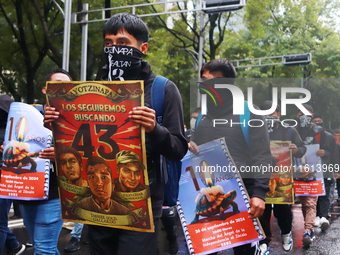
<box><xmin>3</xmin><ymin>197</ymin><xmax>340</xmax><ymax>255</ymax></box>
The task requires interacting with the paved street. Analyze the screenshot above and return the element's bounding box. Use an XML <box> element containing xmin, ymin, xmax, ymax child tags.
<box><xmin>3</xmin><ymin>197</ymin><xmax>340</xmax><ymax>255</ymax></box>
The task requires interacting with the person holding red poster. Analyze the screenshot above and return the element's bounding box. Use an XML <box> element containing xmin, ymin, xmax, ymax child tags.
<box><xmin>43</xmin><ymin>12</ymin><xmax>187</xmax><ymax>255</ymax></box>
<box><xmin>259</xmin><ymin>101</ymin><xmax>306</xmax><ymax>254</ymax></box>
<box><xmin>296</xmin><ymin>104</ymin><xmax>331</xmax><ymax>246</ymax></box>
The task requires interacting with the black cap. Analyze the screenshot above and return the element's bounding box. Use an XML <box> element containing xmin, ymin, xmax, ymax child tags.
<box><xmin>260</xmin><ymin>100</ymin><xmax>280</xmax><ymax>113</ymax></box>
<box><xmin>312</xmin><ymin>112</ymin><xmax>323</xmax><ymax>120</ymax></box>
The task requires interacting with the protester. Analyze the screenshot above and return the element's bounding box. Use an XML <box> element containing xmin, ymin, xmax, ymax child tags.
<box><xmin>0</xmin><ymin>94</ymin><xmax>26</xmax><ymax>255</ymax></box>
<box><xmin>186</xmin><ymin>108</ymin><xmax>201</xmax><ymax>144</ymax></box>
<box><xmin>311</xmin><ymin>113</ymin><xmax>323</xmax><ymax>127</ymax></box>
<box><xmin>9</xmin><ymin>201</ymin><xmax>22</xmax><ymax>220</ymax></box>
<box><xmin>296</xmin><ymin>104</ymin><xmax>332</xmax><ymax>246</ymax></box>
<box><xmin>19</xmin><ymin>69</ymin><xmax>72</xmax><ymax>255</ymax></box>
<box><xmin>311</xmin><ymin>111</ymin><xmax>338</xmax><ymax>225</ymax></box>
<box><xmin>258</xmin><ymin>100</ymin><xmax>306</xmax><ymax>254</ymax></box>
<box><xmin>63</xmin><ymin>223</ymin><xmax>85</xmax><ymax>252</ymax></box>
<box><xmin>43</xmin><ymin>13</ymin><xmax>187</xmax><ymax>255</ymax></box>
<box><xmin>189</xmin><ymin>107</ymin><xmax>201</xmax><ymax>130</ymax></box>
<box><xmin>160</xmin><ymin>206</ymin><xmax>179</xmax><ymax>255</ymax></box>
<box><xmin>190</xmin><ymin>59</ymin><xmax>272</xmax><ymax>255</ymax></box>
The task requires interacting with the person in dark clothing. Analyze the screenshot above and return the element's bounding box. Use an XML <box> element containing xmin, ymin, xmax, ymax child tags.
<box><xmin>185</xmin><ymin>108</ymin><xmax>201</xmax><ymax>144</ymax></box>
<box><xmin>258</xmin><ymin>100</ymin><xmax>306</xmax><ymax>254</ymax></box>
<box><xmin>9</xmin><ymin>201</ymin><xmax>22</xmax><ymax>219</ymax></box>
<box><xmin>20</xmin><ymin>69</ymin><xmax>72</xmax><ymax>254</ymax></box>
<box><xmin>43</xmin><ymin>13</ymin><xmax>187</xmax><ymax>255</ymax></box>
<box><xmin>311</xmin><ymin>111</ymin><xmax>338</xmax><ymax>228</ymax></box>
<box><xmin>295</xmin><ymin>103</ymin><xmax>333</xmax><ymax>246</ymax></box>
<box><xmin>190</xmin><ymin>59</ymin><xmax>272</xmax><ymax>255</ymax></box>
<box><xmin>0</xmin><ymin>97</ymin><xmax>23</xmax><ymax>220</ymax></box>
<box><xmin>0</xmin><ymin>94</ymin><xmax>26</xmax><ymax>255</ymax></box>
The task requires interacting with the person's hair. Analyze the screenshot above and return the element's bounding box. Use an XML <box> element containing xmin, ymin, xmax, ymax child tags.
<box><xmin>312</xmin><ymin>112</ymin><xmax>323</xmax><ymax>120</ymax></box>
<box><xmin>103</xmin><ymin>13</ymin><xmax>149</xmax><ymax>44</ymax></box>
<box><xmin>86</xmin><ymin>156</ymin><xmax>112</xmax><ymax>176</ymax></box>
<box><xmin>56</xmin><ymin>145</ymin><xmax>82</xmax><ymax>166</ymax></box>
<box><xmin>44</xmin><ymin>68</ymin><xmax>73</xmax><ymax>84</ymax></box>
<box><xmin>334</xmin><ymin>129</ymin><xmax>340</xmax><ymax>134</ymax></box>
<box><xmin>260</xmin><ymin>100</ymin><xmax>281</xmax><ymax>113</ymax></box>
<box><xmin>115</xmin><ymin>150</ymin><xmax>145</xmax><ymax>174</ymax></box>
<box><xmin>200</xmin><ymin>59</ymin><xmax>237</xmax><ymax>83</ymax></box>
<box><xmin>192</xmin><ymin>107</ymin><xmax>201</xmax><ymax>114</ymax></box>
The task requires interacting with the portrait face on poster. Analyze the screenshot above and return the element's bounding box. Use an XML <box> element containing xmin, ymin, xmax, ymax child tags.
<box><xmin>46</xmin><ymin>81</ymin><xmax>153</xmax><ymax>232</ymax></box>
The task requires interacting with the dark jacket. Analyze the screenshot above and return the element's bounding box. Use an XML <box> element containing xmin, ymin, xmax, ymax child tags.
<box><xmin>270</xmin><ymin>125</ymin><xmax>306</xmax><ymax>158</ymax></box>
<box><xmin>193</xmin><ymin>96</ymin><xmax>272</xmax><ymax>201</ymax></box>
<box><xmin>140</xmin><ymin>61</ymin><xmax>188</xmax><ymax>218</ymax></box>
<box><xmin>324</xmin><ymin>131</ymin><xmax>337</xmax><ymax>178</ymax></box>
<box><xmin>0</xmin><ymin>94</ymin><xmax>13</xmax><ymax>167</ymax></box>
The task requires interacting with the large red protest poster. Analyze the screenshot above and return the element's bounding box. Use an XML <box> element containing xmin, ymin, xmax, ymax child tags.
<box><xmin>46</xmin><ymin>81</ymin><xmax>153</xmax><ymax>232</ymax></box>
<box><xmin>265</xmin><ymin>141</ymin><xmax>294</xmax><ymax>204</ymax></box>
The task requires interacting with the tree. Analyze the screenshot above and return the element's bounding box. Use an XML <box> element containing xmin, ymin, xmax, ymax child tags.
<box><xmin>144</xmin><ymin>0</ymin><xmax>233</xmax><ymax>61</ymax></box>
<box><xmin>0</xmin><ymin>0</ymin><xmax>69</xmax><ymax>103</ymax></box>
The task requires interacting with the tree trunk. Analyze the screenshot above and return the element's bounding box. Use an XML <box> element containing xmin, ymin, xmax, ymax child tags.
<box><xmin>26</xmin><ymin>70</ymin><xmax>35</xmax><ymax>104</ymax></box>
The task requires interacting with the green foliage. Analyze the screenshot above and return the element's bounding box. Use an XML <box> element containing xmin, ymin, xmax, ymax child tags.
<box><xmin>1</xmin><ymin>0</ymin><xmax>340</xmax><ymax>128</ymax></box>
<box><xmin>145</xmin><ymin>25</ymin><xmax>196</xmax><ymax>126</ymax></box>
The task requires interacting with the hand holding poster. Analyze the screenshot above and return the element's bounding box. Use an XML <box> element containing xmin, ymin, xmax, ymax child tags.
<box><xmin>177</xmin><ymin>138</ymin><xmax>264</xmax><ymax>255</ymax></box>
<box><xmin>294</xmin><ymin>144</ymin><xmax>325</xmax><ymax>196</ymax></box>
<box><xmin>265</xmin><ymin>141</ymin><xmax>294</xmax><ymax>204</ymax></box>
<box><xmin>0</xmin><ymin>103</ymin><xmax>52</xmax><ymax>200</ymax></box>
<box><xmin>46</xmin><ymin>81</ymin><xmax>153</xmax><ymax>232</ymax></box>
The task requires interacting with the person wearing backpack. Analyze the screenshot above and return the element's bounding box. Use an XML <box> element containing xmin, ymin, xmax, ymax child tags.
<box><xmin>43</xmin><ymin>13</ymin><xmax>188</xmax><ymax>255</ymax></box>
<box><xmin>190</xmin><ymin>59</ymin><xmax>272</xmax><ymax>255</ymax></box>
<box><xmin>258</xmin><ymin>101</ymin><xmax>306</xmax><ymax>254</ymax></box>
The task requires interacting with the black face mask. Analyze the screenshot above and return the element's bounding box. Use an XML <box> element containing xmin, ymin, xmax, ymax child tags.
<box><xmin>298</xmin><ymin>114</ymin><xmax>312</xmax><ymax>128</ymax></box>
<box><xmin>265</xmin><ymin>116</ymin><xmax>279</xmax><ymax>133</ymax></box>
<box><xmin>103</xmin><ymin>45</ymin><xmax>143</xmax><ymax>81</ymax></box>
